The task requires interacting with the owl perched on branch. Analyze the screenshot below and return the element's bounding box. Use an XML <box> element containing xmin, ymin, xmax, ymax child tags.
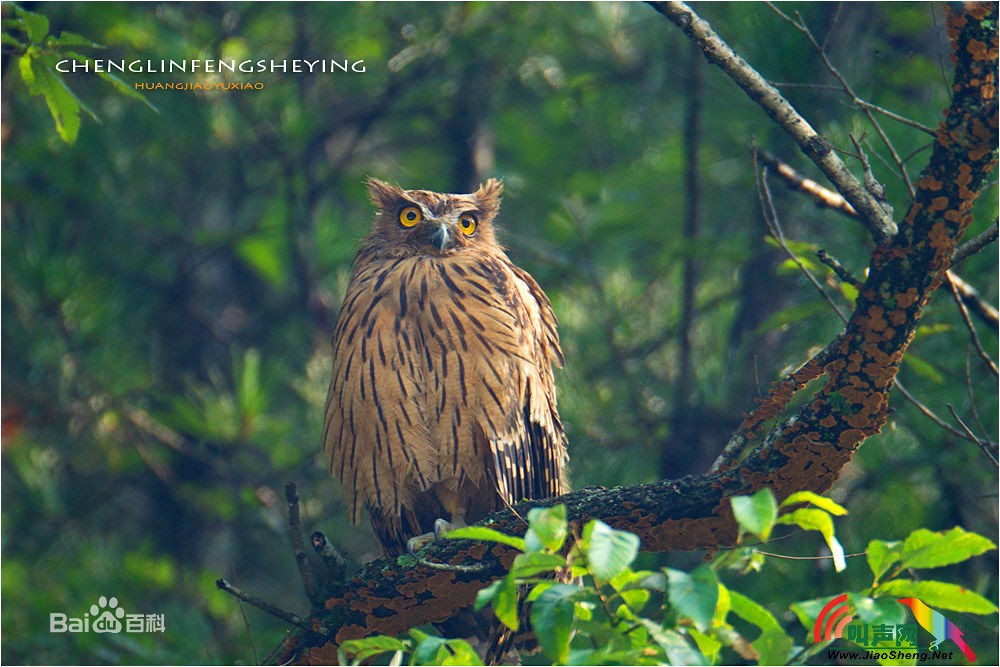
<box><xmin>323</xmin><ymin>178</ymin><xmax>569</xmax><ymax>557</ymax></box>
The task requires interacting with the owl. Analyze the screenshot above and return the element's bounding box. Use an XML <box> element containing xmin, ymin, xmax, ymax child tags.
<box><xmin>323</xmin><ymin>178</ymin><xmax>569</xmax><ymax>557</ymax></box>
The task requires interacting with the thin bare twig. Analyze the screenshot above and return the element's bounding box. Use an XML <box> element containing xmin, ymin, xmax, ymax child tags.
<box><xmin>854</xmin><ymin>100</ymin><xmax>936</xmax><ymax>136</ymax></box>
<box><xmin>891</xmin><ymin>378</ymin><xmax>977</xmax><ymax>443</ymax></box>
<box><xmin>816</xmin><ymin>249</ymin><xmax>863</xmax><ymax>289</ymax></box>
<box><xmin>649</xmin><ymin>0</ymin><xmax>898</xmax><ymax>244</ymax></box>
<box><xmin>285</xmin><ymin>483</ymin><xmax>321</xmax><ymax>607</ymax></box>
<box><xmin>757</xmin><ymin>163</ymin><xmax>849</xmax><ymax>324</ymax></box>
<box><xmin>952</xmin><ymin>220</ymin><xmax>998</xmax><ymax>266</ymax></box>
<box><xmin>762</xmin><ymin>150</ymin><xmax>999</xmax><ymax>331</ymax></box>
<box><xmin>771</xmin><ymin>4</ymin><xmax>917</xmax><ymax>197</ymax></box>
<box><xmin>946</xmin><ymin>275</ymin><xmax>999</xmax><ymax>376</ymax></box>
<box><xmin>964</xmin><ymin>349</ymin><xmax>993</xmax><ymax>448</ymax></box>
<box><xmin>946</xmin><ymin>404</ymin><xmax>999</xmax><ymax>468</ymax></box>
<box><xmin>216</xmin><ymin>578</ymin><xmax>312</xmax><ymax>632</ymax></box>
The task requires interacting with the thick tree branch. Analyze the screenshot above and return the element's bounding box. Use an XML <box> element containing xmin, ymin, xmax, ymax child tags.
<box><xmin>647</xmin><ymin>1</ymin><xmax>898</xmax><ymax>245</ymax></box>
<box><xmin>268</xmin><ymin>5</ymin><xmax>997</xmax><ymax>664</ymax></box>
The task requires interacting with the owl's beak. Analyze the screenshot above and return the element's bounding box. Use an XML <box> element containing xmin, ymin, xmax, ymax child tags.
<box><xmin>429</xmin><ymin>223</ymin><xmax>451</xmax><ymax>251</ymax></box>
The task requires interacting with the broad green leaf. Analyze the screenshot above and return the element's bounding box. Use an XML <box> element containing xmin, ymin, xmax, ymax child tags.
<box><xmin>530</xmin><ymin>583</ymin><xmax>578</xmax><ymax>664</ymax></box>
<box><xmin>729</xmin><ymin>590</ymin><xmax>793</xmax><ymax>665</ymax></box>
<box><xmin>62</xmin><ymin>50</ymin><xmax>159</xmax><ymax>112</ymax></box>
<box><xmin>728</xmin><ymin>589</ymin><xmax>783</xmax><ymax>634</ymax></box>
<box><xmin>476</xmin><ymin>571</ymin><xmax>519</xmax><ymax>630</ymax></box>
<box><xmin>444</xmin><ymin>526</ymin><xmax>525</xmax><ymax>551</ymax></box>
<box><xmin>688</xmin><ymin>628</ymin><xmax>722</xmax><ymax>663</ymax></box>
<box><xmin>410</xmin><ymin>630</ymin><xmax>483</xmax><ymax>666</ymax></box>
<box><xmin>618</xmin><ymin>587</ymin><xmax>650</xmax><ymax>613</ymax></box>
<box><xmin>15</xmin><ymin>6</ymin><xmax>49</xmax><ymax>43</ymax></box>
<box><xmin>18</xmin><ymin>55</ymin><xmax>81</xmax><ymax>143</ymax></box>
<box><xmin>875</xmin><ymin>580</ymin><xmax>998</xmax><ymax>614</ymax></box>
<box><xmin>525</xmin><ymin>504</ymin><xmax>567</xmax><ymax>553</ymax></box>
<box><xmin>789</xmin><ymin>597</ymin><xmax>837</xmax><ymax>631</ymax></box>
<box><xmin>511</xmin><ymin>551</ymin><xmax>566</xmax><ymax>578</ymax></box>
<box><xmin>610</xmin><ymin>568</ymin><xmax>666</xmax><ymax>594</ymax></box>
<box><xmin>852</xmin><ymin>595</ymin><xmax>906</xmax><ymax>626</ymax></box>
<box><xmin>781</xmin><ymin>491</ymin><xmax>848</xmax><ymax>516</ymax></box>
<box><xmin>899</xmin><ymin>527</ymin><xmax>996</xmax><ymax>570</ymax></box>
<box><xmin>237</xmin><ymin>348</ymin><xmax>263</xmax><ymax>419</ymax></box>
<box><xmin>901</xmin><ymin>353</ymin><xmax>945</xmax><ymax>384</ymax></box>
<box><xmin>866</xmin><ymin>539</ymin><xmax>903</xmax><ymax>584</ymax></box>
<box><xmin>665</xmin><ymin>565</ymin><xmax>719</xmax><ymax>632</ymax></box>
<box><xmin>752</xmin><ymin>629</ymin><xmax>794</xmax><ymax>666</ymax></box>
<box><xmin>638</xmin><ymin>621</ymin><xmax>706</xmax><ymax>666</ymax></box>
<box><xmin>585</xmin><ymin>519</ymin><xmax>639</xmax><ymax>583</ymax></box>
<box><xmin>778</xmin><ymin>508</ymin><xmax>846</xmax><ymax>571</ymax></box>
<box><xmin>338</xmin><ymin>635</ymin><xmax>408</xmax><ymax>664</ymax></box>
<box><xmin>47</xmin><ymin>31</ymin><xmax>103</xmax><ymax>48</ymax></box>
<box><xmin>731</xmin><ymin>488</ymin><xmax>778</xmax><ymax>541</ymax></box>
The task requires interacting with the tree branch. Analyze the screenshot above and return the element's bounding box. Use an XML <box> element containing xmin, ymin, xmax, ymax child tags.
<box><xmin>268</xmin><ymin>4</ymin><xmax>998</xmax><ymax>663</ymax></box>
<box><xmin>647</xmin><ymin>0</ymin><xmax>898</xmax><ymax>245</ymax></box>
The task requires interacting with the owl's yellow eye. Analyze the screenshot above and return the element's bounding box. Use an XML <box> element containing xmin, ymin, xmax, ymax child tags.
<box><xmin>458</xmin><ymin>214</ymin><xmax>477</xmax><ymax>236</ymax></box>
<box><xmin>399</xmin><ymin>206</ymin><xmax>422</xmax><ymax>227</ymax></box>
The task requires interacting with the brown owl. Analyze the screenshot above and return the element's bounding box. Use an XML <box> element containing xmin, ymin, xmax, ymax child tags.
<box><xmin>322</xmin><ymin>178</ymin><xmax>568</xmax><ymax>557</ymax></box>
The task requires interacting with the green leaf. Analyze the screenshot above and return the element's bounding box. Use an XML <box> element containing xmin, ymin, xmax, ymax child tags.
<box><xmin>585</xmin><ymin>519</ymin><xmax>639</xmax><ymax>583</ymax></box>
<box><xmin>899</xmin><ymin>527</ymin><xmax>996</xmax><ymax>570</ymax></box>
<box><xmin>618</xmin><ymin>587</ymin><xmax>650</xmax><ymax>613</ymax></box>
<box><xmin>866</xmin><ymin>539</ymin><xmax>903</xmax><ymax>584</ymax></box>
<box><xmin>901</xmin><ymin>353</ymin><xmax>946</xmax><ymax>384</ymax></box>
<box><xmin>47</xmin><ymin>31</ymin><xmax>103</xmax><ymax>48</ymax></box>
<box><xmin>729</xmin><ymin>590</ymin><xmax>793</xmax><ymax>666</ymax></box>
<box><xmin>852</xmin><ymin>595</ymin><xmax>906</xmax><ymax>626</ymax></box>
<box><xmin>780</xmin><ymin>491</ymin><xmax>848</xmax><ymax>516</ymax></box>
<box><xmin>875</xmin><ymin>580</ymin><xmax>999</xmax><ymax>614</ymax></box>
<box><xmin>777</xmin><ymin>508</ymin><xmax>846</xmax><ymax>572</ymax></box>
<box><xmin>61</xmin><ymin>50</ymin><xmax>159</xmax><ymax>113</ymax></box>
<box><xmin>410</xmin><ymin>630</ymin><xmax>483</xmax><ymax>666</ymax></box>
<box><xmin>237</xmin><ymin>348</ymin><xmax>263</xmax><ymax>420</ymax></box>
<box><xmin>665</xmin><ymin>565</ymin><xmax>719</xmax><ymax>632</ymax></box>
<box><xmin>511</xmin><ymin>551</ymin><xmax>566</xmax><ymax>578</ymax></box>
<box><xmin>687</xmin><ymin>628</ymin><xmax>722</xmax><ymax>663</ymax></box>
<box><xmin>476</xmin><ymin>571</ymin><xmax>520</xmax><ymax>630</ymax></box>
<box><xmin>731</xmin><ymin>488</ymin><xmax>778</xmax><ymax>541</ymax></box>
<box><xmin>524</xmin><ymin>504</ymin><xmax>567</xmax><ymax>553</ymax></box>
<box><xmin>18</xmin><ymin>54</ymin><xmax>81</xmax><ymax>143</ymax></box>
<box><xmin>15</xmin><ymin>6</ymin><xmax>49</xmax><ymax>43</ymax></box>
<box><xmin>445</xmin><ymin>526</ymin><xmax>525</xmax><ymax>551</ymax></box>
<box><xmin>638</xmin><ymin>621</ymin><xmax>707</xmax><ymax>666</ymax></box>
<box><xmin>338</xmin><ymin>635</ymin><xmax>408</xmax><ymax>665</ymax></box>
<box><xmin>530</xmin><ymin>583</ymin><xmax>578</xmax><ymax>664</ymax></box>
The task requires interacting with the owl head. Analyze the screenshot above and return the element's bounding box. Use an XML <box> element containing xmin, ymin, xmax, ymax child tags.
<box><xmin>364</xmin><ymin>178</ymin><xmax>503</xmax><ymax>256</ymax></box>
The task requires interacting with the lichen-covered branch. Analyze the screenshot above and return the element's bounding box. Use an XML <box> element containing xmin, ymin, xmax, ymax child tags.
<box><xmin>270</xmin><ymin>5</ymin><xmax>997</xmax><ymax>664</ymax></box>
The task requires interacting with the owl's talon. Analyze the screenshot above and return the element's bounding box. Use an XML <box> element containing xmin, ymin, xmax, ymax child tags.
<box><xmin>434</xmin><ymin>518</ymin><xmax>455</xmax><ymax>539</ymax></box>
<box><xmin>407</xmin><ymin>532</ymin><xmax>436</xmax><ymax>555</ymax></box>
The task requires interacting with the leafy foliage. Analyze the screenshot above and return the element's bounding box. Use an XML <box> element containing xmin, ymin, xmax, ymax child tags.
<box><xmin>340</xmin><ymin>497</ymin><xmax>995</xmax><ymax>665</ymax></box>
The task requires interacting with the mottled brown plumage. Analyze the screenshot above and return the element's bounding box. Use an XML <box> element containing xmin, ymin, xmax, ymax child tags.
<box><xmin>323</xmin><ymin>178</ymin><xmax>568</xmax><ymax>557</ymax></box>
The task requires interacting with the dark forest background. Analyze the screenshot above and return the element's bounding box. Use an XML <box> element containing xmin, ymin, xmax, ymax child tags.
<box><xmin>2</xmin><ymin>2</ymin><xmax>996</xmax><ymax>664</ymax></box>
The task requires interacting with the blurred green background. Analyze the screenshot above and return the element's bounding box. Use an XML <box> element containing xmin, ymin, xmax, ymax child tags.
<box><xmin>2</xmin><ymin>2</ymin><xmax>996</xmax><ymax>664</ymax></box>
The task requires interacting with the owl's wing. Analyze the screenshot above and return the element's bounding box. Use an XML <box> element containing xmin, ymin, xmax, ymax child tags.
<box><xmin>322</xmin><ymin>253</ymin><xmax>438</xmax><ymax>551</ymax></box>
<box><xmin>480</xmin><ymin>261</ymin><xmax>568</xmax><ymax>505</ymax></box>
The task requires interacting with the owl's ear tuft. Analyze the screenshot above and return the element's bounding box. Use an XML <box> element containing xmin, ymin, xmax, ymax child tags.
<box><xmin>367</xmin><ymin>177</ymin><xmax>404</xmax><ymax>211</ymax></box>
<box><xmin>474</xmin><ymin>178</ymin><xmax>504</xmax><ymax>216</ymax></box>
